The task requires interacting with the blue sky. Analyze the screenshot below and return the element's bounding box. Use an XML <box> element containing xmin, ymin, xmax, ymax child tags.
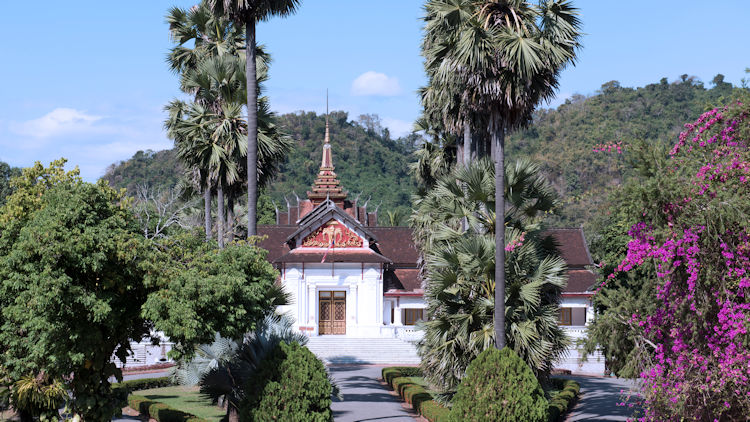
<box><xmin>0</xmin><ymin>0</ymin><xmax>748</xmax><ymax>181</ymax></box>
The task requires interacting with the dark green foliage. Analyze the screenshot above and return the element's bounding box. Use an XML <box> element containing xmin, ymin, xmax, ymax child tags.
<box><xmin>546</xmin><ymin>379</ymin><xmax>580</xmax><ymax>422</ymax></box>
<box><xmin>380</xmin><ymin>367</ymin><xmax>450</xmax><ymax>422</ymax></box>
<box><xmin>508</xmin><ymin>77</ymin><xmax>743</xmax><ymax>228</ymax></box>
<box><xmin>127</xmin><ymin>395</ymin><xmax>208</xmax><ymax>422</ymax></box>
<box><xmin>0</xmin><ymin>161</ymin><xmax>21</xmax><ymax>207</ymax></box>
<box><xmin>0</xmin><ymin>163</ymin><xmax>151</xmax><ymax>421</ymax></box>
<box><xmin>382</xmin><ymin>366</ymin><xmax>421</xmax><ymax>386</ymax></box>
<box><xmin>102</xmin><ymin>149</ymin><xmax>182</xmax><ymax>195</ymax></box>
<box><xmin>420</xmin><ymin>400</ymin><xmax>451</xmax><ymax>422</ymax></box>
<box><xmin>0</xmin><ymin>161</ymin><xmax>283</xmax><ymax>420</ymax></box>
<box><xmin>142</xmin><ymin>234</ymin><xmax>286</xmax><ymax>358</ymax></box>
<box><xmin>449</xmin><ymin>348</ymin><xmax>547</xmax><ymax>422</ymax></box>
<box><xmin>113</xmin><ymin>376</ymin><xmax>174</xmax><ymax>393</ymax></box>
<box><xmin>241</xmin><ymin>342</ymin><xmax>332</xmax><ymax>422</ymax></box>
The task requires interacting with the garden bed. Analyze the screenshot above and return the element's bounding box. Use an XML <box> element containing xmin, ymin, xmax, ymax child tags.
<box><xmin>127</xmin><ymin>386</ymin><xmax>224</xmax><ymax>422</ymax></box>
<box><xmin>381</xmin><ymin>366</ymin><xmax>580</xmax><ymax>422</ymax></box>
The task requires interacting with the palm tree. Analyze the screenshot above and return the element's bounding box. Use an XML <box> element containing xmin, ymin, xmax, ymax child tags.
<box><xmin>207</xmin><ymin>0</ymin><xmax>302</xmax><ymax>238</ymax></box>
<box><xmin>413</xmin><ymin>158</ymin><xmax>567</xmax><ymax>396</ymax></box>
<box><xmin>422</xmin><ymin>0</ymin><xmax>582</xmax><ymax>349</ymax></box>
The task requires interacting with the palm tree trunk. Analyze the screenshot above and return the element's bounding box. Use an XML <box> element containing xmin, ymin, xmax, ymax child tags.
<box><xmin>463</xmin><ymin>121</ymin><xmax>471</xmax><ymax>166</ymax></box>
<box><xmin>227</xmin><ymin>197</ymin><xmax>235</xmax><ymax>243</ymax></box>
<box><xmin>491</xmin><ymin>112</ymin><xmax>506</xmax><ymax>349</ymax></box>
<box><xmin>204</xmin><ymin>185</ymin><xmax>212</xmax><ymax>241</ymax></box>
<box><xmin>217</xmin><ymin>183</ymin><xmax>225</xmax><ymax>249</ymax></box>
<box><xmin>245</xmin><ymin>18</ymin><xmax>258</xmax><ymax>238</ymax></box>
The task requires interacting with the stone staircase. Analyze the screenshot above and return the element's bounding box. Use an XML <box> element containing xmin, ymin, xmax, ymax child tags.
<box><xmin>306</xmin><ymin>336</ymin><xmax>421</xmax><ymax>365</ymax></box>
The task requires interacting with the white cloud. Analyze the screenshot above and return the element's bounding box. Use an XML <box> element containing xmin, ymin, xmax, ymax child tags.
<box><xmin>383</xmin><ymin>117</ymin><xmax>413</xmax><ymax>138</ymax></box>
<box><xmin>11</xmin><ymin>108</ymin><xmax>105</xmax><ymax>138</ymax></box>
<box><xmin>351</xmin><ymin>71</ymin><xmax>402</xmax><ymax>97</ymax></box>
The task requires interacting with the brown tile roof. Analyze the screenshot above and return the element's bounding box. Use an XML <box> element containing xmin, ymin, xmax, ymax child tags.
<box><xmin>543</xmin><ymin>228</ymin><xmax>593</xmax><ymax>268</ymax></box>
<box><xmin>273</xmin><ymin>249</ymin><xmax>391</xmax><ymax>264</ymax></box>
<box><xmin>257</xmin><ymin>225</ymin><xmax>295</xmax><ymax>262</ymax></box>
<box><xmin>384</xmin><ymin>268</ymin><xmax>422</xmax><ymax>292</ymax></box>
<box><xmin>565</xmin><ymin>269</ymin><xmax>597</xmax><ymax>293</ymax></box>
<box><xmin>370</xmin><ymin>227</ymin><xmax>420</xmax><ymax>266</ymax></box>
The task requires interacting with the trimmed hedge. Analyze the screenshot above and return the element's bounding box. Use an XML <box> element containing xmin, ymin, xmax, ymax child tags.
<box><xmin>382</xmin><ymin>366</ymin><xmax>421</xmax><ymax>387</ymax></box>
<box><xmin>382</xmin><ymin>368</ymin><xmax>580</xmax><ymax>422</ymax></box>
<box><xmin>380</xmin><ymin>367</ymin><xmax>450</xmax><ymax>422</ymax></box>
<box><xmin>114</xmin><ymin>376</ymin><xmax>174</xmax><ymax>392</ymax></box>
<box><xmin>547</xmin><ymin>379</ymin><xmax>581</xmax><ymax>422</ymax></box>
<box><xmin>126</xmin><ymin>395</ymin><xmax>208</xmax><ymax>422</ymax></box>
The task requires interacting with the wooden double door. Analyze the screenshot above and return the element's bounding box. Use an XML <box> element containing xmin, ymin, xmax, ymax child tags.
<box><xmin>319</xmin><ymin>291</ymin><xmax>346</xmax><ymax>335</ymax></box>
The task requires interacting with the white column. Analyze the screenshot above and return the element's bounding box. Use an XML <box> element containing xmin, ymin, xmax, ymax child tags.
<box><xmin>383</xmin><ymin>300</ymin><xmax>391</xmax><ymax>325</ymax></box>
<box><xmin>394</xmin><ymin>304</ymin><xmax>403</xmax><ymax>326</ymax></box>
<box><xmin>308</xmin><ymin>285</ymin><xmax>316</xmax><ymax>326</ymax></box>
<box><xmin>350</xmin><ymin>284</ymin><xmax>359</xmax><ymax>325</ymax></box>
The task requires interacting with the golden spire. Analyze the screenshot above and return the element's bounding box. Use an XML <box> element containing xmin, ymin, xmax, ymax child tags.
<box><xmin>308</xmin><ymin>90</ymin><xmax>347</xmax><ymax>204</ymax></box>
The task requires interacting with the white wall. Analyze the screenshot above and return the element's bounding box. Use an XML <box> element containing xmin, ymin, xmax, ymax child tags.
<box><xmin>281</xmin><ymin>262</ymin><xmax>384</xmax><ymax>337</ymax></box>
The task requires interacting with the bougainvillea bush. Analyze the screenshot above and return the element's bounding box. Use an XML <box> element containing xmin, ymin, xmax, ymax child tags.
<box><xmin>607</xmin><ymin>98</ymin><xmax>750</xmax><ymax>420</ymax></box>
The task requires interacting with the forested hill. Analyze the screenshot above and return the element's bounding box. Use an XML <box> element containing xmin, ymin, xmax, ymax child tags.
<box><xmin>101</xmin><ymin>111</ymin><xmax>419</xmax><ymax>222</ymax></box>
<box><xmin>508</xmin><ymin>75</ymin><xmax>739</xmax><ymax>228</ymax></box>
<box><xmin>100</xmin><ymin>75</ymin><xmax>743</xmax><ymax>228</ymax></box>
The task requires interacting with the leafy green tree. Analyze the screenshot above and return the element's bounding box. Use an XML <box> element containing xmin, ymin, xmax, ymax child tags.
<box><xmin>208</xmin><ymin>0</ymin><xmax>302</xmax><ymax>237</ymax></box>
<box><xmin>0</xmin><ymin>161</ymin><xmax>21</xmax><ymax>208</ymax></box>
<box><xmin>449</xmin><ymin>347</ymin><xmax>547</xmax><ymax>422</ymax></box>
<box><xmin>0</xmin><ymin>160</ymin><xmax>284</xmax><ymax>421</ymax></box>
<box><xmin>422</xmin><ymin>0</ymin><xmax>582</xmax><ymax>349</ymax></box>
<box><xmin>413</xmin><ymin>159</ymin><xmax>567</xmax><ymax>395</ymax></box>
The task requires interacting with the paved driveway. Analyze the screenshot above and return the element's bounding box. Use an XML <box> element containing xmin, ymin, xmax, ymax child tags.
<box><xmin>561</xmin><ymin>375</ymin><xmax>640</xmax><ymax>421</ymax></box>
<box><xmin>329</xmin><ymin>365</ymin><xmax>416</xmax><ymax>422</ymax></box>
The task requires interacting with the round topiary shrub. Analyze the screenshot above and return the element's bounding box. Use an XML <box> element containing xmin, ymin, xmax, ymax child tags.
<box><xmin>449</xmin><ymin>347</ymin><xmax>547</xmax><ymax>422</ymax></box>
<box><xmin>241</xmin><ymin>341</ymin><xmax>332</xmax><ymax>422</ymax></box>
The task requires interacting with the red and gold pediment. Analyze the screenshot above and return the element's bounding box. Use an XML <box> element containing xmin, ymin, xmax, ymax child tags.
<box><xmin>301</xmin><ymin>219</ymin><xmax>363</xmax><ymax>248</ymax></box>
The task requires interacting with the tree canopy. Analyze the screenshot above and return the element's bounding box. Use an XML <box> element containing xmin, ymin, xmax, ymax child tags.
<box><xmin>0</xmin><ymin>160</ymin><xmax>284</xmax><ymax>421</ymax></box>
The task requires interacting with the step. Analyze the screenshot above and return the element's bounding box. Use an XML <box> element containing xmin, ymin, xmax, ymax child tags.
<box><xmin>306</xmin><ymin>337</ymin><xmax>421</xmax><ymax>365</ymax></box>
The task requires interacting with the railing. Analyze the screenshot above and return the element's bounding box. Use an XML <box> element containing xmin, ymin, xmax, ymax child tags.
<box><xmin>394</xmin><ymin>326</ymin><xmax>424</xmax><ymax>342</ymax></box>
<box><xmin>561</xmin><ymin>325</ymin><xmax>588</xmax><ymax>340</ymax></box>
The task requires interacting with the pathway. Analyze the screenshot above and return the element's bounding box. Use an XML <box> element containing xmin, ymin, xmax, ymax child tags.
<box><xmin>562</xmin><ymin>375</ymin><xmax>640</xmax><ymax>421</ymax></box>
<box><xmin>329</xmin><ymin>365</ymin><xmax>416</xmax><ymax>422</ymax></box>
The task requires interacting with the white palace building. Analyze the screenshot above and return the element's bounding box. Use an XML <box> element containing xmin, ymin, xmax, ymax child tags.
<box><xmin>118</xmin><ymin>117</ymin><xmax>604</xmax><ymax>373</ymax></box>
<box><xmin>255</xmin><ymin>119</ymin><xmax>604</xmax><ymax>373</ymax></box>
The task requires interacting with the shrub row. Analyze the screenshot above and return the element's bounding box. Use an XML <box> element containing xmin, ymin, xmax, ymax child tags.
<box><xmin>113</xmin><ymin>376</ymin><xmax>174</xmax><ymax>392</ymax></box>
<box><xmin>127</xmin><ymin>395</ymin><xmax>208</xmax><ymax>422</ymax></box>
<box><xmin>380</xmin><ymin>367</ymin><xmax>450</xmax><ymax>422</ymax></box>
<box><xmin>547</xmin><ymin>379</ymin><xmax>580</xmax><ymax>422</ymax></box>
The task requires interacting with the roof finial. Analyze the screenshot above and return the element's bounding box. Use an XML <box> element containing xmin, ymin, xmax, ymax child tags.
<box><xmin>324</xmin><ymin>89</ymin><xmax>330</xmax><ymax>144</ymax></box>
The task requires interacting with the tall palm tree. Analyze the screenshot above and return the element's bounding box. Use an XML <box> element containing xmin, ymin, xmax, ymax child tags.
<box><xmin>423</xmin><ymin>0</ymin><xmax>582</xmax><ymax>349</ymax></box>
<box><xmin>413</xmin><ymin>158</ymin><xmax>567</xmax><ymax>396</ymax></box>
<box><xmin>207</xmin><ymin>0</ymin><xmax>302</xmax><ymax>238</ymax></box>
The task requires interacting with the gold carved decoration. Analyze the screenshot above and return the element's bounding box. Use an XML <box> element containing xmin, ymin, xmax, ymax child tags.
<box><xmin>301</xmin><ymin>219</ymin><xmax>363</xmax><ymax>248</ymax></box>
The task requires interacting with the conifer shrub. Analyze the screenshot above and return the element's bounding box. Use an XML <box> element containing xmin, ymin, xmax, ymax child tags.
<box><xmin>449</xmin><ymin>347</ymin><xmax>547</xmax><ymax>422</ymax></box>
<box><xmin>241</xmin><ymin>342</ymin><xmax>332</xmax><ymax>422</ymax></box>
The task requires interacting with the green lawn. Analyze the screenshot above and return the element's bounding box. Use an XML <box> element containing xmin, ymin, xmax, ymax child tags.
<box><xmin>133</xmin><ymin>386</ymin><xmax>225</xmax><ymax>421</ymax></box>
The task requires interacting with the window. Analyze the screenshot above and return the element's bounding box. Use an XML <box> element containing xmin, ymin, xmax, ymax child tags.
<box><xmin>558</xmin><ymin>308</ymin><xmax>572</xmax><ymax>326</ymax></box>
<box><xmin>558</xmin><ymin>307</ymin><xmax>587</xmax><ymax>326</ymax></box>
<box><xmin>404</xmin><ymin>309</ymin><xmax>424</xmax><ymax>326</ymax></box>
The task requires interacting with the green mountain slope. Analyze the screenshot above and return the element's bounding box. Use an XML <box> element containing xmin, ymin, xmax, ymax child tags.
<box><xmin>102</xmin><ymin>111</ymin><xmax>419</xmax><ymax>224</ymax></box>
<box><xmin>101</xmin><ymin>75</ymin><xmax>743</xmax><ymax>228</ymax></box>
<box><xmin>508</xmin><ymin>76</ymin><xmax>739</xmax><ymax>228</ymax></box>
